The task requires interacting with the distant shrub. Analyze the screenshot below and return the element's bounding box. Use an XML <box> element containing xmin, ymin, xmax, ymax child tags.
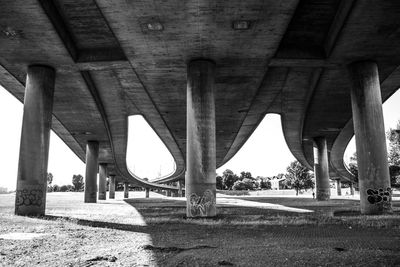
<box><xmin>60</xmin><ymin>185</ymin><xmax>69</xmax><ymax>192</ymax></box>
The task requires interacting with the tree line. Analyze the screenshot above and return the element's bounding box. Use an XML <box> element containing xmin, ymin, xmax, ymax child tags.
<box><xmin>47</xmin><ymin>174</ymin><xmax>84</xmax><ymax>192</ymax></box>
<box><xmin>216</xmin><ymin>161</ymin><xmax>314</xmax><ymax>195</ymax></box>
<box><xmin>45</xmin><ymin>121</ymin><xmax>400</xmax><ymax>194</ymax></box>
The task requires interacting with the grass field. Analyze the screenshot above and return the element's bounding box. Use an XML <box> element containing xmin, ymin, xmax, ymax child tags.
<box><xmin>1</xmin><ymin>191</ymin><xmax>400</xmax><ymax>266</ymax></box>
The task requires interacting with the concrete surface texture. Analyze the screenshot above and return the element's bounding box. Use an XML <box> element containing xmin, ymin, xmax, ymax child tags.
<box><xmin>313</xmin><ymin>137</ymin><xmax>331</xmax><ymax>201</ymax></box>
<box><xmin>1</xmin><ymin>1</ymin><xmax>400</xmax><ymax>200</ymax></box>
<box><xmin>98</xmin><ymin>163</ymin><xmax>107</xmax><ymax>200</ymax></box>
<box><xmin>348</xmin><ymin>61</ymin><xmax>392</xmax><ymax>215</ymax></box>
<box><xmin>186</xmin><ymin>60</ymin><xmax>217</xmax><ymax>217</ymax></box>
<box><xmin>84</xmin><ymin>141</ymin><xmax>99</xmax><ymax>203</ymax></box>
<box><xmin>15</xmin><ymin>65</ymin><xmax>55</xmax><ymax>216</ymax></box>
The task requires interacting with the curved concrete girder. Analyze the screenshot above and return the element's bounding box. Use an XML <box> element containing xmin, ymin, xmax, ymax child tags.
<box><xmin>87</xmin><ymin>69</ymin><xmax>180</xmax><ymax>191</ymax></box>
<box><xmin>0</xmin><ymin>0</ymin><xmax>183</xmax><ymax>188</ymax></box>
<box><xmin>300</xmin><ymin>0</ymin><xmax>400</xmax><ymax>182</ymax></box>
<box><xmin>0</xmin><ymin>0</ymin><xmax>114</xmax><ymax>165</ymax></box>
<box><xmin>156</xmin><ymin>67</ymin><xmax>291</xmax><ymax>184</ymax></box>
<box><xmin>221</xmin><ymin>67</ymin><xmax>289</xmax><ymax>166</ymax></box>
<box><xmin>330</xmin><ymin>120</ymin><xmax>355</xmax><ymax>182</ymax></box>
<box><xmin>330</xmin><ymin>65</ymin><xmax>400</xmax><ymax>182</ymax></box>
<box><xmin>281</xmin><ymin>67</ymin><xmax>323</xmax><ymax>170</ymax></box>
<box><xmin>0</xmin><ymin>64</ymin><xmax>86</xmax><ymax>163</ymax></box>
<box><xmin>113</xmin><ymin>69</ymin><xmax>186</xmax><ymax>182</ymax></box>
<box><xmin>95</xmin><ymin>0</ymin><xmax>300</xmax><ymax>172</ymax></box>
<box><xmin>301</xmin><ymin>65</ymin><xmax>400</xmax><ymax>182</ymax></box>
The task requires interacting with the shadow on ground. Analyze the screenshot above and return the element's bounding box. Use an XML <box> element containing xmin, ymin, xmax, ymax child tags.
<box><xmin>119</xmin><ymin>196</ymin><xmax>400</xmax><ymax>266</ymax></box>
<box><xmin>1</xmin><ymin>193</ymin><xmax>400</xmax><ymax>266</ymax></box>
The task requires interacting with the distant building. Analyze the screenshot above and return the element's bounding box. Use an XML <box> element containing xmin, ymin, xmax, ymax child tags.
<box><xmin>271</xmin><ymin>177</ymin><xmax>285</xmax><ymax>190</ymax></box>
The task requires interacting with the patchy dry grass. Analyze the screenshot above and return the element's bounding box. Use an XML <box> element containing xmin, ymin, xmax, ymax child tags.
<box><xmin>1</xmin><ymin>192</ymin><xmax>400</xmax><ymax>266</ymax></box>
<box><xmin>138</xmin><ymin>208</ymin><xmax>400</xmax><ymax>229</ymax></box>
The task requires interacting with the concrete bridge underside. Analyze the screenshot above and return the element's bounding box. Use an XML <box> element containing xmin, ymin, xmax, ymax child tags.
<box><xmin>1</xmin><ymin>0</ymin><xmax>399</xmax><ymax>216</ymax></box>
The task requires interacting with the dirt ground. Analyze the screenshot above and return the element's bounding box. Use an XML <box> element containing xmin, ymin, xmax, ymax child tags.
<box><xmin>0</xmin><ymin>191</ymin><xmax>399</xmax><ymax>266</ymax></box>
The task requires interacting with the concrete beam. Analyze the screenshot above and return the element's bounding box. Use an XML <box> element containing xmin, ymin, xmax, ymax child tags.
<box><xmin>348</xmin><ymin>60</ymin><xmax>392</xmax><ymax>214</ymax></box>
<box><xmin>323</xmin><ymin>0</ymin><xmax>356</xmax><ymax>56</ymax></box>
<box><xmin>186</xmin><ymin>59</ymin><xmax>217</xmax><ymax>218</ymax></box>
<box><xmin>15</xmin><ymin>65</ymin><xmax>55</xmax><ymax>216</ymax></box>
<box><xmin>313</xmin><ymin>137</ymin><xmax>331</xmax><ymax>201</ymax></box>
<box><xmin>84</xmin><ymin>141</ymin><xmax>99</xmax><ymax>203</ymax></box>
<box><xmin>269</xmin><ymin>58</ymin><xmax>338</xmax><ymax>68</ymax></box>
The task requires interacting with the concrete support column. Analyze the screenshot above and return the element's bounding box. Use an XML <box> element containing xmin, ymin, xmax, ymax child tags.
<box><xmin>15</xmin><ymin>65</ymin><xmax>55</xmax><ymax>216</ymax></box>
<box><xmin>84</xmin><ymin>141</ymin><xmax>99</xmax><ymax>203</ymax></box>
<box><xmin>124</xmin><ymin>182</ymin><xmax>129</xmax><ymax>198</ymax></box>
<box><xmin>348</xmin><ymin>61</ymin><xmax>392</xmax><ymax>214</ymax></box>
<box><xmin>336</xmin><ymin>180</ymin><xmax>342</xmax><ymax>196</ymax></box>
<box><xmin>109</xmin><ymin>175</ymin><xmax>116</xmax><ymax>199</ymax></box>
<box><xmin>166</xmin><ymin>190</ymin><xmax>171</xmax><ymax>197</ymax></box>
<box><xmin>145</xmin><ymin>188</ymin><xmax>150</xmax><ymax>198</ymax></box>
<box><xmin>98</xmin><ymin>163</ymin><xmax>107</xmax><ymax>200</ymax></box>
<box><xmin>350</xmin><ymin>183</ymin><xmax>355</xmax><ymax>196</ymax></box>
<box><xmin>178</xmin><ymin>180</ymin><xmax>183</xmax><ymax>197</ymax></box>
<box><xmin>313</xmin><ymin>137</ymin><xmax>331</xmax><ymax>201</ymax></box>
<box><xmin>186</xmin><ymin>59</ymin><xmax>217</xmax><ymax>217</ymax></box>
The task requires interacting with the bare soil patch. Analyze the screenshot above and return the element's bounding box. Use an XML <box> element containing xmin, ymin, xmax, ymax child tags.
<box><xmin>1</xmin><ymin>192</ymin><xmax>400</xmax><ymax>266</ymax></box>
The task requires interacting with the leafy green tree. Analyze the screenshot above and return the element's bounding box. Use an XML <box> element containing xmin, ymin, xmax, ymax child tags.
<box><xmin>60</xmin><ymin>185</ymin><xmax>69</xmax><ymax>192</ymax></box>
<box><xmin>285</xmin><ymin>161</ymin><xmax>314</xmax><ymax>195</ymax></box>
<box><xmin>72</xmin><ymin>174</ymin><xmax>84</xmax><ymax>191</ymax></box>
<box><xmin>47</xmin><ymin>172</ymin><xmax>53</xmax><ymax>185</ymax></box>
<box><xmin>387</xmin><ymin>123</ymin><xmax>400</xmax><ymax>166</ymax></box>
<box><xmin>240</xmin><ymin>171</ymin><xmax>253</xmax><ymax>180</ymax></box>
<box><xmin>348</xmin><ymin>152</ymin><xmax>358</xmax><ymax>183</ymax></box>
<box><xmin>52</xmin><ymin>184</ymin><xmax>60</xmax><ymax>192</ymax></box>
<box><xmin>47</xmin><ymin>172</ymin><xmax>53</xmax><ymax>192</ymax></box>
<box><xmin>387</xmin><ymin>123</ymin><xmax>400</xmax><ymax>188</ymax></box>
<box><xmin>216</xmin><ymin>176</ymin><xmax>223</xmax><ymax>190</ymax></box>
<box><xmin>222</xmin><ymin>169</ymin><xmax>239</xmax><ymax>190</ymax></box>
<box><xmin>232</xmin><ymin>178</ymin><xmax>256</xmax><ymax>191</ymax></box>
<box><xmin>257</xmin><ymin>177</ymin><xmax>271</xmax><ymax>189</ymax></box>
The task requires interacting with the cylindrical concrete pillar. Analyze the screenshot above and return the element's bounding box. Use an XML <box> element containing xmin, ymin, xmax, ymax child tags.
<box><xmin>109</xmin><ymin>175</ymin><xmax>116</xmax><ymax>199</ymax></box>
<box><xmin>348</xmin><ymin>61</ymin><xmax>392</xmax><ymax>214</ymax></box>
<box><xmin>166</xmin><ymin>190</ymin><xmax>171</xmax><ymax>197</ymax></box>
<box><xmin>15</xmin><ymin>65</ymin><xmax>55</xmax><ymax>216</ymax></box>
<box><xmin>98</xmin><ymin>163</ymin><xmax>107</xmax><ymax>200</ymax></box>
<box><xmin>84</xmin><ymin>141</ymin><xmax>99</xmax><ymax>203</ymax></box>
<box><xmin>145</xmin><ymin>188</ymin><xmax>150</xmax><ymax>198</ymax></box>
<box><xmin>178</xmin><ymin>180</ymin><xmax>183</xmax><ymax>197</ymax></box>
<box><xmin>186</xmin><ymin>59</ymin><xmax>217</xmax><ymax>218</ymax></box>
<box><xmin>336</xmin><ymin>180</ymin><xmax>342</xmax><ymax>196</ymax></box>
<box><xmin>313</xmin><ymin>137</ymin><xmax>331</xmax><ymax>201</ymax></box>
<box><xmin>350</xmin><ymin>182</ymin><xmax>355</xmax><ymax>196</ymax></box>
<box><xmin>123</xmin><ymin>182</ymin><xmax>129</xmax><ymax>198</ymax></box>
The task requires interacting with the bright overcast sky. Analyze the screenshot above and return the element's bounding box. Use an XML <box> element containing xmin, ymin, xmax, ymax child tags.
<box><xmin>0</xmin><ymin>85</ymin><xmax>399</xmax><ymax>191</ymax></box>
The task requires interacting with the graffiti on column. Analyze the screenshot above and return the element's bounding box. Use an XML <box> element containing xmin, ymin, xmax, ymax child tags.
<box><xmin>15</xmin><ymin>189</ymin><xmax>43</xmax><ymax>207</ymax></box>
<box><xmin>188</xmin><ymin>189</ymin><xmax>215</xmax><ymax>217</ymax></box>
<box><xmin>366</xmin><ymin>188</ymin><xmax>391</xmax><ymax>209</ymax></box>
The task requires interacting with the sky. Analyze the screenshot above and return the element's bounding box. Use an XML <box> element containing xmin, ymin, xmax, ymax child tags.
<box><xmin>0</xmin><ymin>85</ymin><xmax>399</xmax><ymax>191</ymax></box>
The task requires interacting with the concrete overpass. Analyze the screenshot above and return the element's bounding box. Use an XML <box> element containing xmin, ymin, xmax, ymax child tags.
<box><xmin>1</xmin><ymin>0</ymin><xmax>398</xmax><ymax>217</ymax></box>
